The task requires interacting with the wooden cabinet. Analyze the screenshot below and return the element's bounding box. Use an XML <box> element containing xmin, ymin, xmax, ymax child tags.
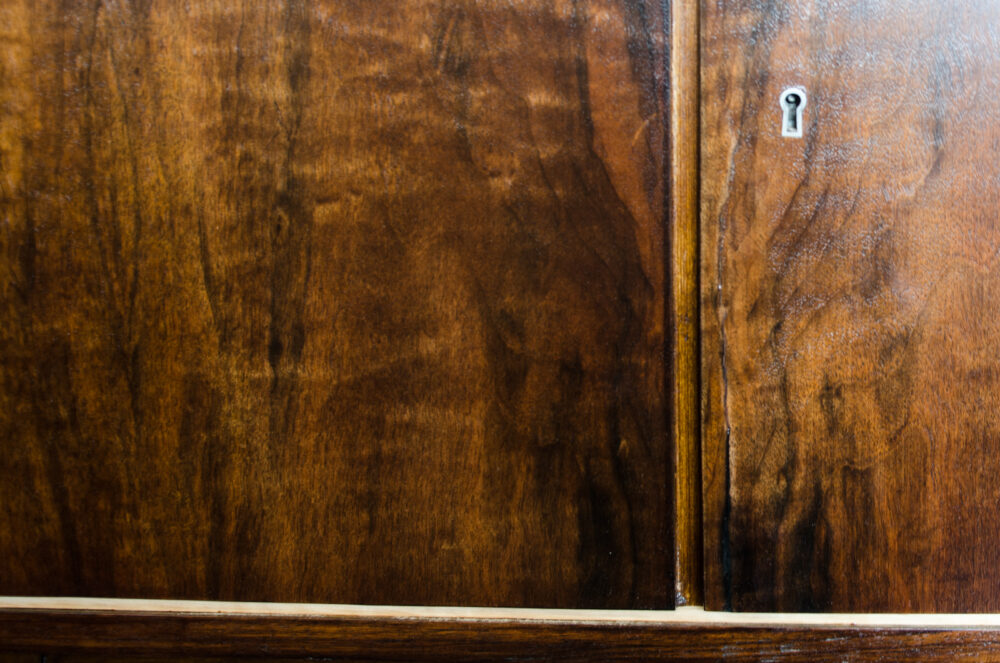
<box><xmin>7</xmin><ymin>0</ymin><xmax>1000</xmax><ymax>657</ymax></box>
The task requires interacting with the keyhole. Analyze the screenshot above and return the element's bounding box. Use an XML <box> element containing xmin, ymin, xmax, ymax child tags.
<box><xmin>780</xmin><ymin>87</ymin><xmax>807</xmax><ymax>138</ymax></box>
<box><xmin>784</xmin><ymin>93</ymin><xmax>801</xmax><ymax>130</ymax></box>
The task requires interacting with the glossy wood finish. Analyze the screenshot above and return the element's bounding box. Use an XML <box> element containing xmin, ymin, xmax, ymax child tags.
<box><xmin>668</xmin><ymin>0</ymin><xmax>702</xmax><ymax>608</ymax></box>
<box><xmin>702</xmin><ymin>0</ymin><xmax>1000</xmax><ymax>611</ymax></box>
<box><xmin>9</xmin><ymin>607</ymin><xmax>1000</xmax><ymax>661</ymax></box>
<box><xmin>0</xmin><ymin>0</ymin><xmax>671</xmax><ymax>608</ymax></box>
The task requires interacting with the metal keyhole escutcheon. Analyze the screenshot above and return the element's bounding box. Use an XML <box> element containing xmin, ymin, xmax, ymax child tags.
<box><xmin>780</xmin><ymin>87</ymin><xmax>807</xmax><ymax>138</ymax></box>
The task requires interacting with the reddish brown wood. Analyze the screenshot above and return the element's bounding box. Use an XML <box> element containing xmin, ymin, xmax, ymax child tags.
<box><xmin>0</xmin><ymin>0</ymin><xmax>671</xmax><ymax>608</ymax></box>
<box><xmin>6</xmin><ymin>609</ymin><xmax>1000</xmax><ymax>661</ymax></box>
<box><xmin>702</xmin><ymin>0</ymin><xmax>1000</xmax><ymax>611</ymax></box>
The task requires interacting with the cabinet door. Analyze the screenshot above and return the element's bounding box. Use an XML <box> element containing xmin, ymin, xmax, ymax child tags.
<box><xmin>703</xmin><ymin>0</ymin><xmax>1000</xmax><ymax>611</ymax></box>
<box><xmin>0</xmin><ymin>0</ymin><xmax>671</xmax><ymax>608</ymax></box>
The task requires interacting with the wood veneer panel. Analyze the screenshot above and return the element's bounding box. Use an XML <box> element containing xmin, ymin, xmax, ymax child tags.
<box><xmin>702</xmin><ymin>0</ymin><xmax>1000</xmax><ymax>611</ymax></box>
<box><xmin>0</xmin><ymin>0</ymin><xmax>671</xmax><ymax>607</ymax></box>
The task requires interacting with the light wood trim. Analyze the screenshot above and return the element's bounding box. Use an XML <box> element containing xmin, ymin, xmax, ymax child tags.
<box><xmin>5</xmin><ymin>599</ymin><xmax>1000</xmax><ymax>627</ymax></box>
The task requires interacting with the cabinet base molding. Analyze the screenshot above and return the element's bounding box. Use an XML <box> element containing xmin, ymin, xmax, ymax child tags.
<box><xmin>3</xmin><ymin>600</ymin><xmax>1000</xmax><ymax>661</ymax></box>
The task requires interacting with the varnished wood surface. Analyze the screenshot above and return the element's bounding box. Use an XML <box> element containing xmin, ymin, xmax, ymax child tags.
<box><xmin>668</xmin><ymin>0</ymin><xmax>701</xmax><ymax>608</ymax></box>
<box><xmin>10</xmin><ymin>607</ymin><xmax>1000</xmax><ymax>661</ymax></box>
<box><xmin>702</xmin><ymin>0</ymin><xmax>1000</xmax><ymax>611</ymax></box>
<box><xmin>0</xmin><ymin>0</ymin><xmax>670</xmax><ymax>607</ymax></box>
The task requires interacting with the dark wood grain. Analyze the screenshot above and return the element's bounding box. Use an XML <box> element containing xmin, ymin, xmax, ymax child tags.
<box><xmin>9</xmin><ymin>609</ymin><xmax>1000</xmax><ymax>661</ymax></box>
<box><xmin>45</xmin><ymin>658</ymin><xmax>342</xmax><ymax>663</ymax></box>
<box><xmin>0</xmin><ymin>0</ymin><xmax>671</xmax><ymax>608</ymax></box>
<box><xmin>13</xmin><ymin>657</ymin><xmax>373</xmax><ymax>663</ymax></box>
<box><xmin>702</xmin><ymin>0</ymin><xmax>1000</xmax><ymax>611</ymax></box>
<box><xmin>0</xmin><ymin>655</ymin><xmax>38</xmax><ymax>663</ymax></box>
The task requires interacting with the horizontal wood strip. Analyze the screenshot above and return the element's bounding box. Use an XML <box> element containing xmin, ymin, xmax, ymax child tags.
<box><xmin>4</xmin><ymin>605</ymin><xmax>1000</xmax><ymax>661</ymax></box>
<box><xmin>9</xmin><ymin>598</ymin><xmax>1000</xmax><ymax>627</ymax></box>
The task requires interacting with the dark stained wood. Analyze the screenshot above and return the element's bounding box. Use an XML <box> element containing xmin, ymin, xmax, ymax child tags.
<box><xmin>18</xmin><ymin>657</ymin><xmax>384</xmax><ymax>663</ymax></box>
<box><xmin>45</xmin><ymin>658</ymin><xmax>337</xmax><ymax>663</ymax></box>
<box><xmin>0</xmin><ymin>655</ymin><xmax>38</xmax><ymax>663</ymax></box>
<box><xmin>9</xmin><ymin>609</ymin><xmax>1000</xmax><ymax>661</ymax></box>
<box><xmin>0</xmin><ymin>0</ymin><xmax>671</xmax><ymax>608</ymax></box>
<box><xmin>668</xmin><ymin>0</ymin><xmax>702</xmax><ymax>608</ymax></box>
<box><xmin>702</xmin><ymin>0</ymin><xmax>1000</xmax><ymax>611</ymax></box>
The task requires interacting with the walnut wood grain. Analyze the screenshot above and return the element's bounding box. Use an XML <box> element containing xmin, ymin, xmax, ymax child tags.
<box><xmin>702</xmin><ymin>0</ymin><xmax>1000</xmax><ymax>611</ymax></box>
<box><xmin>9</xmin><ymin>609</ymin><xmax>1000</xmax><ymax>661</ymax></box>
<box><xmin>0</xmin><ymin>0</ymin><xmax>671</xmax><ymax>608</ymax></box>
